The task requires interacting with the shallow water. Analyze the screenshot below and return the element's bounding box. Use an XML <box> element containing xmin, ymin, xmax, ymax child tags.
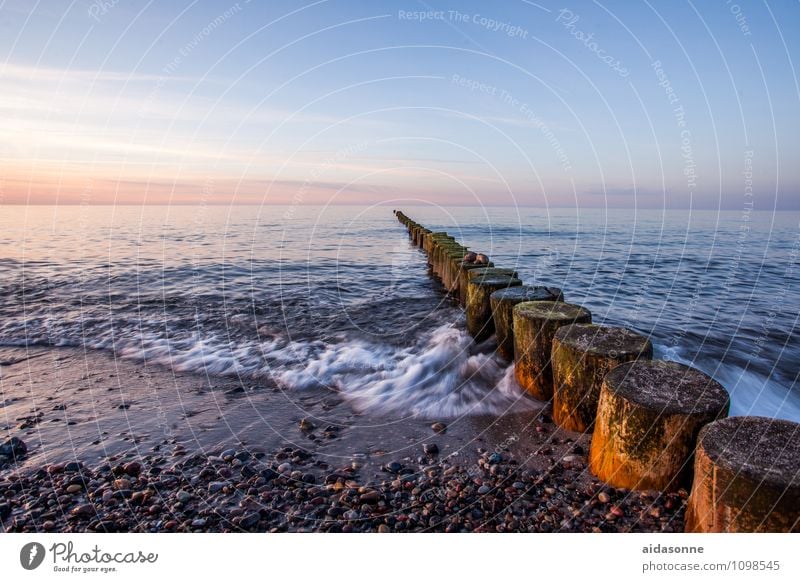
<box><xmin>0</xmin><ymin>204</ymin><xmax>797</xmax><ymax>421</ymax></box>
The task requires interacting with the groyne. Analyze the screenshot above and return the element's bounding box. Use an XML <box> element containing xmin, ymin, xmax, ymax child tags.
<box><xmin>393</xmin><ymin>209</ymin><xmax>799</xmax><ymax>533</ymax></box>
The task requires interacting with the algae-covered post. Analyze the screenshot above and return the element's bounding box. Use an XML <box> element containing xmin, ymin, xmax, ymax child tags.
<box><xmin>551</xmin><ymin>324</ymin><xmax>653</xmax><ymax>433</ymax></box>
<box><xmin>466</xmin><ymin>276</ymin><xmax>523</xmax><ymax>341</ymax></box>
<box><xmin>513</xmin><ymin>301</ymin><xmax>592</xmax><ymax>401</ymax></box>
<box><xmin>455</xmin><ymin>261</ymin><xmax>495</xmax><ymax>306</ymax></box>
<box><xmin>685</xmin><ymin>416</ymin><xmax>800</xmax><ymax>532</ymax></box>
<box><xmin>589</xmin><ymin>360</ymin><xmax>729</xmax><ymax>492</ymax></box>
<box><xmin>490</xmin><ymin>286</ymin><xmax>564</xmax><ymax>360</ymax></box>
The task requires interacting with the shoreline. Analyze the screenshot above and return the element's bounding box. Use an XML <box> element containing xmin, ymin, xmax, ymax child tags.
<box><xmin>0</xmin><ymin>346</ymin><xmax>686</xmax><ymax>532</ymax></box>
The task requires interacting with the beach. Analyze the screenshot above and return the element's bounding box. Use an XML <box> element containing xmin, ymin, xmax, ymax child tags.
<box><xmin>0</xmin><ymin>346</ymin><xmax>686</xmax><ymax>533</ymax></box>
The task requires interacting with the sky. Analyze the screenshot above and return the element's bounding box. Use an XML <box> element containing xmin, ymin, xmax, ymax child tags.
<box><xmin>1</xmin><ymin>0</ymin><xmax>799</xmax><ymax>209</ymax></box>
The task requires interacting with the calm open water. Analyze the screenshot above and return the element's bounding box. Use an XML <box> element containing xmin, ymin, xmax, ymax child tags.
<box><xmin>0</xmin><ymin>205</ymin><xmax>797</xmax><ymax>420</ymax></box>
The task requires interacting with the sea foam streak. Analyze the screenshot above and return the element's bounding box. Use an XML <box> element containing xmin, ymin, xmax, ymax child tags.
<box><xmin>75</xmin><ymin>323</ymin><xmax>540</xmax><ymax>419</ymax></box>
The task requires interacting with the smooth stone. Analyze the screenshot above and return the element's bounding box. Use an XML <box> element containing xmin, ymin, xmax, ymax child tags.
<box><xmin>384</xmin><ymin>462</ymin><xmax>403</xmax><ymax>474</ymax></box>
<box><xmin>239</xmin><ymin>512</ymin><xmax>260</xmax><ymax>528</ymax></box>
<box><xmin>359</xmin><ymin>490</ymin><xmax>381</xmax><ymax>503</ymax></box>
<box><xmin>423</xmin><ymin>443</ymin><xmax>439</xmax><ymax>456</ymax></box>
<box><xmin>71</xmin><ymin>504</ymin><xmax>94</xmax><ymax>517</ymax></box>
<box><xmin>0</xmin><ymin>437</ymin><xmax>27</xmax><ymax>458</ymax></box>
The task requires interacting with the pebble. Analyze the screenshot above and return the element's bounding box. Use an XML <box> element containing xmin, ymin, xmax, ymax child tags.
<box><xmin>423</xmin><ymin>443</ymin><xmax>439</xmax><ymax>456</ymax></box>
<box><xmin>0</xmin><ymin>433</ymin><xmax>682</xmax><ymax>533</ymax></box>
<box><xmin>239</xmin><ymin>512</ymin><xmax>260</xmax><ymax>528</ymax></box>
<box><xmin>431</xmin><ymin>422</ymin><xmax>447</xmax><ymax>434</ymax></box>
<box><xmin>0</xmin><ymin>437</ymin><xmax>27</xmax><ymax>458</ymax></box>
<box><xmin>383</xmin><ymin>462</ymin><xmax>403</xmax><ymax>474</ymax></box>
<box><xmin>359</xmin><ymin>490</ymin><xmax>380</xmax><ymax>503</ymax></box>
<box><xmin>208</xmin><ymin>482</ymin><xmax>228</xmax><ymax>493</ymax></box>
<box><xmin>71</xmin><ymin>504</ymin><xmax>94</xmax><ymax>517</ymax></box>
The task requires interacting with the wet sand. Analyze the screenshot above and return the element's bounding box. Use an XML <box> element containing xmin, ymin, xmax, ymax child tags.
<box><xmin>0</xmin><ymin>346</ymin><xmax>687</xmax><ymax>532</ymax></box>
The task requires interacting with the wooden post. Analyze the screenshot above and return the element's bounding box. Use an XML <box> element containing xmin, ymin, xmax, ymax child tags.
<box><xmin>685</xmin><ymin>416</ymin><xmax>800</xmax><ymax>532</ymax></box>
<box><xmin>589</xmin><ymin>360</ymin><xmax>729</xmax><ymax>492</ymax></box>
<box><xmin>442</xmin><ymin>247</ymin><xmax>468</xmax><ymax>291</ymax></box>
<box><xmin>490</xmin><ymin>285</ymin><xmax>564</xmax><ymax>360</ymax></box>
<box><xmin>513</xmin><ymin>301</ymin><xmax>591</xmax><ymax>400</ymax></box>
<box><xmin>456</xmin><ymin>261</ymin><xmax>495</xmax><ymax>306</ymax></box>
<box><xmin>552</xmin><ymin>324</ymin><xmax>653</xmax><ymax>432</ymax></box>
<box><xmin>429</xmin><ymin>237</ymin><xmax>455</xmax><ymax>274</ymax></box>
<box><xmin>466</xmin><ymin>276</ymin><xmax>523</xmax><ymax>341</ymax></box>
<box><xmin>434</xmin><ymin>243</ymin><xmax>463</xmax><ymax>282</ymax></box>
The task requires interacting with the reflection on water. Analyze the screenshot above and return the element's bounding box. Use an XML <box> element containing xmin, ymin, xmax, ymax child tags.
<box><xmin>0</xmin><ymin>204</ymin><xmax>797</xmax><ymax>420</ymax></box>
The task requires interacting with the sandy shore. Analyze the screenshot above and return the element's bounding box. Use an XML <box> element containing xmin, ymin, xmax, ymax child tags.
<box><xmin>0</xmin><ymin>346</ymin><xmax>686</xmax><ymax>532</ymax></box>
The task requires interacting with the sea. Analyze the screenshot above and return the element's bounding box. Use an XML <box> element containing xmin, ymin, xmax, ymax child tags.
<box><xmin>1</xmin><ymin>204</ymin><xmax>798</xmax><ymax>421</ymax></box>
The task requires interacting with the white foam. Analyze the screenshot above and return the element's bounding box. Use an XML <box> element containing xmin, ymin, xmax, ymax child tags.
<box><xmin>656</xmin><ymin>343</ymin><xmax>800</xmax><ymax>421</ymax></box>
<box><xmin>75</xmin><ymin>322</ymin><xmax>539</xmax><ymax>419</ymax></box>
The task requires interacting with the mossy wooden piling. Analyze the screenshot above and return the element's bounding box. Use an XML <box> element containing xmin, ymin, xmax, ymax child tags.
<box><xmin>466</xmin><ymin>276</ymin><xmax>523</xmax><ymax>341</ymax></box>
<box><xmin>456</xmin><ymin>261</ymin><xmax>495</xmax><ymax>306</ymax></box>
<box><xmin>513</xmin><ymin>301</ymin><xmax>592</xmax><ymax>400</ymax></box>
<box><xmin>490</xmin><ymin>285</ymin><xmax>564</xmax><ymax>360</ymax></box>
<box><xmin>589</xmin><ymin>360</ymin><xmax>730</xmax><ymax>492</ymax></box>
<box><xmin>551</xmin><ymin>324</ymin><xmax>653</xmax><ymax>432</ymax></box>
<box><xmin>685</xmin><ymin>416</ymin><xmax>800</xmax><ymax>532</ymax></box>
<box><xmin>393</xmin><ymin>211</ymin><xmax>795</xmax><ymax>528</ymax></box>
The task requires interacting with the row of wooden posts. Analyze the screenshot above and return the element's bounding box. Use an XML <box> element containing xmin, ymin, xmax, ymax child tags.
<box><xmin>394</xmin><ymin>210</ymin><xmax>799</xmax><ymax>533</ymax></box>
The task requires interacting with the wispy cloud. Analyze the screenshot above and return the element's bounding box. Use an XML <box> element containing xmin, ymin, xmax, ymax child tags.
<box><xmin>582</xmin><ymin>186</ymin><xmax>664</xmax><ymax>198</ymax></box>
<box><xmin>0</xmin><ymin>62</ymin><xmax>197</xmax><ymax>84</ymax></box>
